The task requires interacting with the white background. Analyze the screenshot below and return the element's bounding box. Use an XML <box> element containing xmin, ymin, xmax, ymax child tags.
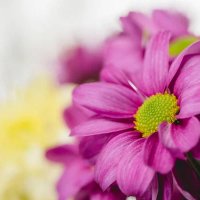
<box><xmin>1</xmin><ymin>0</ymin><xmax>200</xmax><ymax>97</ymax></box>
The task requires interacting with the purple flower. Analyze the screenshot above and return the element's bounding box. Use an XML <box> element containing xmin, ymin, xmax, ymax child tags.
<box><xmin>46</xmin><ymin>144</ymin><xmax>126</xmax><ymax>200</ymax></box>
<box><xmin>127</xmin><ymin>9</ymin><xmax>189</xmax><ymax>38</ymax></box>
<box><xmin>71</xmin><ymin>31</ymin><xmax>200</xmax><ymax>198</ymax></box>
<box><xmin>57</xmin><ymin>46</ymin><xmax>102</xmax><ymax>84</ymax></box>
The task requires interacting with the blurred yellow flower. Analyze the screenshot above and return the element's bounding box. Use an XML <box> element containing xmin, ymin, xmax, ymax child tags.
<box><xmin>0</xmin><ymin>76</ymin><xmax>73</xmax><ymax>200</ymax></box>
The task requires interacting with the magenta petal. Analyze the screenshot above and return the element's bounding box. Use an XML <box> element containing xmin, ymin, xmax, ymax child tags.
<box><xmin>73</xmin><ymin>82</ymin><xmax>142</xmax><ymax>118</ymax></box>
<box><xmin>79</xmin><ymin>133</ymin><xmax>114</xmax><ymax>161</ymax></box>
<box><xmin>103</xmin><ymin>33</ymin><xmax>143</xmax><ymax>90</ymax></box>
<box><xmin>100</xmin><ymin>67</ymin><xmax>131</xmax><ymax>88</ymax></box>
<box><xmin>159</xmin><ymin>122</ymin><xmax>177</xmax><ymax>150</ymax></box>
<box><xmin>143</xmin><ymin>31</ymin><xmax>171</xmax><ymax>96</ymax></box>
<box><xmin>152</xmin><ymin>10</ymin><xmax>189</xmax><ymax>37</ymax></box>
<box><xmin>178</xmin><ymin>84</ymin><xmax>200</xmax><ymax>118</ymax></box>
<box><xmin>117</xmin><ymin>138</ymin><xmax>155</xmax><ymax>196</ymax></box>
<box><xmin>57</xmin><ymin>46</ymin><xmax>102</xmax><ymax>84</ymax></box>
<box><xmin>167</xmin><ymin>41</ymin><xmax>200</xmax><ymax>86</ymax></box>
<box><xmin>57</xmin><ymin>161</ymin><xmax>93</xmax><ymax>200</ymax></box>
<box><xmin>144</xmin><ymin>133</ymin><xmax>175</xmax><ymax>174</ymax></box>
<box><xmin>173</xmin><ymin>55</ymin><xmax>200</xmax><ymax>118</ymax></box>
<box><xmin>95</xmin><ymin>132</ymin><xmax>140</xmax><ymax>190</ymax></box>
<box><xmin>120</xmin><ymin>12</ymin><xmax>142</xmax><ymax>45</ymax></box>
<box><xmin>63</xmin><ymin>103</ymin><xmax>93</xmax><ymax>129</ymax></box>
<box><xmin>170</xmin><ymin>117</ymin><xmax>200</xmax><ymax>153</ymax></box>
<box><xmin>129</xmin><ymin>12</ymin><xmax>157</xmax><ymax>35</ymax></box>
<box><xmin>159</xmin><ymin>123</ymin><xmax>184</xmax><ymax>159</ymax></box>
<box><xmin>71</xmin><ymin>118</ymin><xmax>132</xmax><ymax>136</ymax></box>
<box><xmin>46</xmin><ymin>144</ymin><xmax>78</xmax><ymax>164</ymax></box>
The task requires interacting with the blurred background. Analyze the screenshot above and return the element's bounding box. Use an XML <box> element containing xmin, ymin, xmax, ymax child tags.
<box><xmin>1</xmin><ymin>0</ymin><xmax>200</xmax><ymax>199</ymax></box>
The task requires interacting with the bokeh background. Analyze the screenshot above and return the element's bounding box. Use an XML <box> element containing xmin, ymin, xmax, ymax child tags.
<box><xmin>1</xmin><ymin>0</ymin><xmax>200</xmax><ymax>199</ymax></box>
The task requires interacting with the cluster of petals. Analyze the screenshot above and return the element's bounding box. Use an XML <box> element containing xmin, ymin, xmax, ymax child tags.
<box><xmin>52</xmin><ymin>9</ymin><xmax>200</xmax><ymax>200</ymax></box>
<box><xmin>46</xmin><ymin>144</ymin><xmax>126</xmax><ymax>200</ymax></box>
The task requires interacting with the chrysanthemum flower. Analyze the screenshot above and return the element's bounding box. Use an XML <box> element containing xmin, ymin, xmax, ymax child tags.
<box><xmin>128</xmin><ymin>9</ymin><xmax>190</xmax><ymax>38</ymax></box>
<box><xmin>46</xmin><ymin>144</ymin><xmax>126</xmax><ymax>200</ymax></box>
<box><xmin>57</xmin><ymin>46</ymin><xmax>103</xmax><ymax>84</ymax></box>
<box><xmin>71</xmin><ymin>31</ymin><xmax>200</xmax><ymax>198</ymax></box>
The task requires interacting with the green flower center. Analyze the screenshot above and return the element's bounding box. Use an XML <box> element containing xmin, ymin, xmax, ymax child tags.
<box><xmin>134</xmin><ymin>93</ymin><xmax>179</xmax><ymax>137</ymax></box>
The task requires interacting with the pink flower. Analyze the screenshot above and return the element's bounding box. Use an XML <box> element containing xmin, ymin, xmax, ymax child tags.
<box><xmin>57</xmin><ymin>46</ymin><xmax>102</xmax><ymax>84</ymax></box>
<box><xmin>71</xmin><ymin>31</ymin><xmax>200</xmax><ymax>198</ymax></box>
<box><xmin>127</xmin><ymin>9</ymin><xmax>189</xmax><ymax>38</ymax></box>
<box><xmin>46</xmin><ymin>144</ymin><xmax>126</xmax><ymax>200</ymax></box>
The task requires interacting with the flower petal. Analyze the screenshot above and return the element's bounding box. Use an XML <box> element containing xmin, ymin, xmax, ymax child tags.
<box><xmin>129</xmin><ymin>11</ymin><xmax>157</xmax><ymax>35</ymax></box>
<box><xmin>95</xmin><ymin>132</ymin><xmax>140</xmax><ymax>190</ymax></box>
<box><xmin>57</xmin><ymin>161</ymin><xmax>93</xmax><ymax>200</ymax></box>
<box><xmin>100</xmin><ymin>67</ymin><xmax>131</xmax><ymax>88</ymax></box>
<box><xmin>167</xmin><ymin>41</ymin><xmax>200</xmax><ymax>86</ymax></box>
<box><xmin>79</xmin><ymin>133</ymin><xmax>114</xmax><ymax>161</ymax></box>
<box><xmin>173</xmin><ymin>55</ymin><xmax>200</xmax><ymax>118</ymax></box>
<box><xmin>170</xmin><ymin>117</ymin><xmax>200</xmax><ymax>152</ymax></box>
<box><xmin>159</xmin><ymin>123</ymin><xmax>184</xmax><ymax>159</ymax></box>
<box><xmin>63</xmin><ymin>103</ymin><xmax>93</xmax><ymax>129</ymax></box>
<box><xmin>46</xmin><ymin>144</ymin><xmax>78</xmax><ymax>164</ymax></box>
<box><xmin>152</xmin><ymin>10</ymin><xmax>189</xmax><ymax>37</ymax></box>
<box><xmin>143</xmin><ymin>31</ymin><xmax>171</xmax><ymax>96</ymax></box>
<box><xmin>117</xmin><ymin>138</ymin><xmax>155</xmax><ymax>196</ymax></box>
<box><xmin>173</xmin><ymin>160</ymin><xmax>200</xmax><ymax>200</ymax></box>
<box><xmin>143</xmin><ymin>133</ymin><xmax>175</xmax><ymax>174</ymax></box>
<box><xmin>120</xmin><ymin>12</ymin><xmax>142</xmax><ymax>45</ymax></box>
<box><xmin>73</xmin><ymin>82</ymin><xmax>142</xmax><ymax>118</ymax></box>
<box><xmin>71</xmin><ymin>118</ymin><xmax>132</xmax><ymax>136</ymax></box>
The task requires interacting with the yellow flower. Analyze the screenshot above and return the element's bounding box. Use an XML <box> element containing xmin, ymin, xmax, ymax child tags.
<box><xmin>0</xmin><ymin>75</ymin><xmax>73</xmax><ymax>200</ymax></box>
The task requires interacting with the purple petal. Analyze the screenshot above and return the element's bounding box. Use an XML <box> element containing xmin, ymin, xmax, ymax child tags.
<box><xmin>117</xmin><ymin>138</ymin><xmax>155</xmax><ymax>196</ymax></box>
<box><xmin>120</xmin><ymin>12</ymin><xmax>142</xmax><ymax>46</ymax></box>
<box><xmin>57</xmin><ymin>46</ymin><xmax>102</xmax><ymax>84</ymax></box>
<box><xmin>173</xmin><ymin>55</ymin><xmax>200</xmax><ymax>118</ymax></box>
<box><xmin>143</xmin><ymin>133</ymin><xmax>175</xmax><ymax>174</ymax></box>
<box><xmin>57</xmin><ymin>161</ymin><xmax>93</xmax><ymax>200</ymax></box>
<box><xmin>63</xmin><ymin>103</ymin><xmax>93</xmax><ymax>129</ymax></box>
<box><xmin>152</xmin><ymin>10</ymin><xmax>189</xmax><ymax>37</ymax></box>
<box><xmin>173</xmin><ymin>160</ymin><xmax>200</xmax><ymax>200</ymax></box>
<box><xmin>159</xmin><ymin>123</ymin><xmax>184</xmax><ymax>159</ymax></box>
<box><xmin>73</xmin><ymin>82</ymin><xmax>142</xmax><ymax>118</ymax></box>
<box><xmin>143</xmin><ymin>31</ymin><xmax>171</xmax><ymax>96</ymax></box>
<box><xmin>79</xmin><ymin>133</ymin><xmax>114</xmax><ymax>161</ymax></box>
<box><xmin>167</xmin><ymin>41</ymin><xmax>200</xmax><ymax>86</ymax></box>
<box><xmin>170</xmin><ymin>117</ymin><xmax>200</xmax><ymax>152</ymax></box>
<box><xmin>95</xmin><ymin>132</ymin><xmax>140</xmax><ymax>190</ymax></box>
<box><xmin>159</xmin><ymin>122</ymin><xmax>177</xmax><ymax>150</ymax></box>
<box><xmin>71</xmin><ymin>118</ymin><xmax>132</xmax><ymax>136</ymax></box>
<box><xmin>46</xmin><ymin>144</ymin><xmax>79</xmax><ymax>164</ymax></box>
<box><xmin>129</xmin><ymin>12</ymin><xmax>158</xmax><ymax>35</ymax></box>
<box><xmin>103</xmin><ymin>34</ymin><xmax>143</xmax><ymax>71</ymax></box>
<box><xmin>103</xmin><ymin>34</ymin><xmax>143</xmax><ymax>90</ymax></box>
<box><xmin>100</xmin><ymin>67</ymin><xmax>131</xmax><ymax>88</ymax></box>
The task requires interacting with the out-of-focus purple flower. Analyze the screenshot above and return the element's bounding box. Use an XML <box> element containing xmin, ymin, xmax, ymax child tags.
<box><xmin>71</xmin><ymin>31</ymin><xmax>200</xmax><ymax>198</ymax></box>
<box><xmin>46</xmin><ymin>144</ymin><xmax>126</xmax><ymax>200</ymax></box>
<box><xmin>129</xmin><ymin>9</ymin><xmax>189</xmax><ymax>38</ymax></box>
<box><xmin>103</xmin><ymin>9</ymin><xmax>192</xmax><ymax>84</ymax></box>
<box><xmin>57</xmin><ymin>46</ymin><xmax>102</xmax><ymax>84</ymax></box>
